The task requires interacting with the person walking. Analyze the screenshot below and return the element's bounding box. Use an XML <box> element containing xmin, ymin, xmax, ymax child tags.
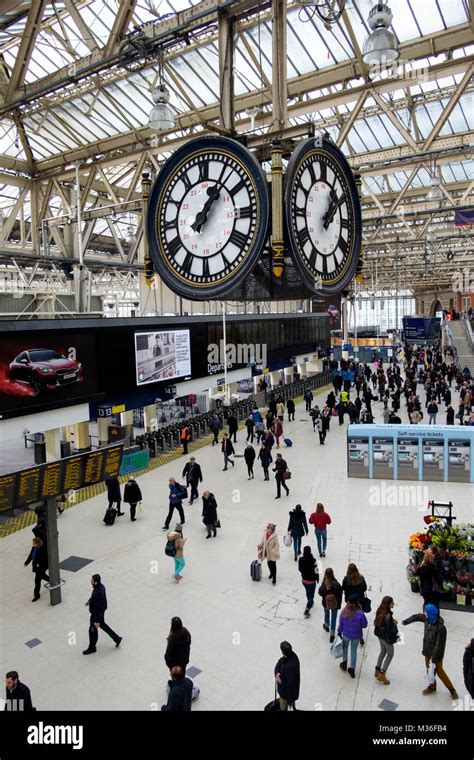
<box><xmin>308</xmin><ymin>503</ymin><xmax>332</xmax><ymax>557</ymax></box>
<box><xmin>123</xmin><ymin>478</ymin><xmax>142</xmax><ymax>522</ymax></box>
<box><xmin>221</xmin><ymin>433</ymin><xmax>235</xmax><ymax>471</ymax></box>
<box><xmin>245</xmin><ymin>415</ymin><xmax>255</xmax><ymax>443</ymax></box>
<box><xmin>258</xmin><ymin>443</ymin><xmax>272</xmax><ymax>481</ymax></box>
<box><xmin>316</xmin><ymin>415</ymin><xmax>326</xmax><ymax>445</ymax></box>
<box><xmin>258</xmin><ymin>522</ymin><xmax>280</xmax><ymax>585</ymax></box>
<box><xmin>304</xmin><ymin>388</ymin><xmax>313</xmax><ymax>412</ymax></box>
<box><xmin>342</xmin><ymin>563</ymin><xmax>368</xmax><ymax>644</ymax></box>
<box><xmin>5</xmin><ymin>671</ymin><xmax>34</xmax><ymax>711</ymax></box>
<box><xmin>106</xmin><ymin>476</ymin><xmax>124</xmax><ymax>516</ymax></box>
<box><xmin>273</xmin><ymin>453</ymin><xmax>289</xmax><ymax>499</ymax></box>
<box><xmin>182</xmin><ymin>457</ymin><xmax>203</xmax><ymax>505</ymax></box>
<box><xmin>255</xmin><ymin>417</ymin><xmax>265</xmax><ymax>444</ymax></box>
<box><xmin>263</xmin><ymin>428</ymin><xmax>275</xmax><ymax>452</ymax></box>
<box><xmin>209</xmin><ymin>414</ymin><xmax>222</xmax><ymax>445</ymax></box>
<box><xmin>337</xmin><ymin>596</ymin><xmax>368</xmax><ymax>678</ymax></box>
<box><xmin>244</xmin><ymin>444</ymin><xmax>256</xmax><ymax>479</ymax></box>
<box><xmin>287</xmin><ymin>504</ymin><xmax>309</xmax><ymax>561</ymax></box>
<box><xmin>24</xmin><ymin>537</ymin><xmax>49</xmax><ymax>603</ymax></box>
<box><xmin>83</xmin><ymin>574</ymin><xmax>122</xmax><ymax>654</ymax></box>
<box><xmin>161</xmin><ymin>666</ymin><xmax>193</xmax><ymax>711</ymax></box>
<box><xmin>276</xmin><ymin>400</ymin><xmax>285</xmax><ymax>421</ymax></box>
<box><xmin>416</xmin><ymin>551</ymin><xmax>443</xmax><ymax>608</ymax></box>
<box><xmin>446</xmin><ymin>404</ymin><xmax>455</xmax><ymax>425</ymax></box>
<box><xmin>274</xmin><ymin>418</ymin><xmax>283</xmax><ymax>449</ymax></box>
<box><xmin>463</xmin><ymin>638</ymin><xmax>474</xmax><ymax>698</ymax></box>
<box><xmin>164</xmin><ymin>617</ymin><xmax>191</xmax><ymax>673</ymax></box>
<box><xmin>374</xmin><ymin>596</ymin><xmax>399</xmax><ymax>685</ymax></box>
<box><xmin>274</xmin><ymin>642</ymin><xmax>300</xmax><ymax>711</ymax></box>
<box><xmin>287</xmin><ymin>398</ymin><xmax>295</xmax><ymax>421</ymax></box>
<box><xmin>298</xmin><ymin>546</ymin><xmax>319</xmax><ymax>618</ymax></box>
<box><xmin>402</xmin><ymin>604</ymin><xmax>459</xmax><ymax>700</ymax></box>
<box><xmin>162</xmin><ymin>478</ymin><xmax>186</xmax><ymax>530</ymax></box>
<box><xmin>180</xmin><ymin>423</ymin><xmax>191</xmax><ymax>455</ymax></box>
<box><xmin>201</xmin><ymin>491</ymin><xmax>218</xmax><ymax>538</ymax></box>
<box><xmin>227</xmin><ymin>412</ymin><xmax>238</xmax><ymax>443</ymax></box>
<box><xmin>318</xmin><ymin>568</ymin><xmax>343</xmax><ymax>643</ymax></box>
<box><xmin>167</xmin><ymin>524</ymin><xmax>186</xmax><ymax>583</ymax></box>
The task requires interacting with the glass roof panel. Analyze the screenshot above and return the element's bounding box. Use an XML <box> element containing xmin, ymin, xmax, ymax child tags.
<box><xmin>436</xmin><ymin>0</ymin><xmax>467</xmax><ymax>25</ymax></box>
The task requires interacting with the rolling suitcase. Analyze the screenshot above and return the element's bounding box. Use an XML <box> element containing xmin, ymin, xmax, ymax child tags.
<box><xmin>250</xmin><ymin>559</ymin><xmax>262</xmax><ymax>581</ymax></box>
<box><xmin>284</xmin><ymin>438</ymin><xmax>293</xmax><ymax>447</ymax></box>
<box><xmin>103</xmin><ymin>507</ymin><xmax>117</xmax><ymax>525</ymax></box>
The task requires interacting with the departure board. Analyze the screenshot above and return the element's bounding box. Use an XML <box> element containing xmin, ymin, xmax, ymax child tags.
<box><xmin>42</xmin><ymin>461</ymin><xmax>65</xmax><ymax>498</ymax></box>
<box><xmin>17</xmin><ymin>467</ymin><xmax>42</xmax><ymax>507</ymax></box>
<box><xmin>0</xmin><ymin>444</ymin><xmax>124</xmax><ymax>512</ymax></box>
<box><xmin>83</xmin><ymin>450</ymin><xmax>105</xmax><ymax>485</ymax></box>
<box><xmin>0</xmin><ymin>473</ymin><xmax>16</xmax><ymax>513</ymax></box>
<box><xmin>102</xmin><ymin>445</ymin><xmax>122</xmax><ymax>479</ymax></box>
<box><xmin>63</xmin><ymin>456</ymin><xmax>85</xmax><ymax>491</ymax></box>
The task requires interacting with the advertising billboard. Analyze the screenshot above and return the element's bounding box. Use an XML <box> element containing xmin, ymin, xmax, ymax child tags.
<box><xmin>0</xmin><ymin>332</ymin><xmax>98</xmax><ymax>419</ymax></box>
<box><xmin>311</xmin><ymin>294</ymin><xmax>342</xmax><ymax>330</ymax></box>
<box><xmin>134</xmin><ymin>330</ymin><xmax>191</xmax><ymax>386</ymax></box>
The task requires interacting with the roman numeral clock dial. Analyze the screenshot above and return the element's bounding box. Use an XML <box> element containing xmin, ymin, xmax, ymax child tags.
<box><xmin>284</xmin><ymin>137</ymin><xmax>362</xmax><ymax>294</ymax></box>
<box><xmin>146</xmin><ymin>136</ymin><xmax>269</xmax><ymax>299</ymax></box>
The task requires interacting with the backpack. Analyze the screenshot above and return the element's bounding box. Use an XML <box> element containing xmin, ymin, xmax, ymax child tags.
<box><xmin>165</xmin><ymin>539</ymin><xmax>177</xmax><ymax>557</ymax></box>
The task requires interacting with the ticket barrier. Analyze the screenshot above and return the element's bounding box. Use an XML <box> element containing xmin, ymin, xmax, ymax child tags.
<box><xmin>447</xmin><ymin>440</ymin><xmax>470</xmax><ymax>483</ymax></box>
<box><xmin>422</xmin><ymin>440</ymin><xmax>444</xmax><ymax>482</ymax></box>
<box><xmin>372</xmin><ymin>438</ymin><xmax>394</xmax><ymax>480</ymax></box>
<box><xmin>397</xmin><ymin>438</ymin><xmax>418</xmax><ymax>481</ymax></box>
<box><xmin>347</xmin><ymin>437</ymin><xmax>369</xmax><ymax>478</ymax></box>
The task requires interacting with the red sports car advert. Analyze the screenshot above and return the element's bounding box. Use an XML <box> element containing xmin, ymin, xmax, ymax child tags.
<box><xmin>0</xmin><ymin>332</ymin><xmax>98</xmax><ymax>419</ymax></box>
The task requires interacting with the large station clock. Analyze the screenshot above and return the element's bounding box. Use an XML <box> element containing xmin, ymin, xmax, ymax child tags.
<box><xmin>284</xmin><ymin>136</ymin><xmax>362</xmax><ymax>294</ymax></box>
<box><xmin>147</xmin><ymin>136</ymin><xmax>269</xmax><ymax>299</ymax></box>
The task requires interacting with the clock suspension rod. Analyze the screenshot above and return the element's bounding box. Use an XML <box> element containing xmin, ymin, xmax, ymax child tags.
<box><xmin>270</xmin><ymin>140</ymin><xmax>285</xmax><ymax>280</ymax></box>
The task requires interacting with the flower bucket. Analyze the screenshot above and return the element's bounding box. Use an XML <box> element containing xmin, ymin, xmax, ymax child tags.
<box><xmin>410</xmin><ymin>581</ymin><xmax>420</xmax><ymax>593</ymax></box>
<box><xmin>456</xmin><ymin>594</ymin><xmax>466</xmax><ymax>606</ymax></box>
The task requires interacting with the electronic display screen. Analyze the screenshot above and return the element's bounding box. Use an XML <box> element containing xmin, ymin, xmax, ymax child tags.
<box><xmin>134</xmin><ymin>330</ymin><xmax>191</xmax><ymax>386</ymax></box>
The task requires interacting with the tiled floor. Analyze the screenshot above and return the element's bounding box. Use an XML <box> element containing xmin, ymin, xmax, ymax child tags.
<box><xmin>1</xmin><ymin>377</ymin><xmax>473</xmax><ymax>712</ymax></box>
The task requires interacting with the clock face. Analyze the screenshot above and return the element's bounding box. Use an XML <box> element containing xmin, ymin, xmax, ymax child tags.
<box><xmin>147</xmin><ymin>136</ymin><xmax>268</xmax><ymax>299</ymax></box>
<box><xmin>285</xmin><ymin>137</ymin><xmax>362</xmax><ymax>294</ymax></box>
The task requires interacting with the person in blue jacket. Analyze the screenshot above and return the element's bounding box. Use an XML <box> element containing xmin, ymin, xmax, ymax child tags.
<box><xmin>337</xmin><ymin>595</ymin><xmax>368</xmax><ymax>678</ymax></box>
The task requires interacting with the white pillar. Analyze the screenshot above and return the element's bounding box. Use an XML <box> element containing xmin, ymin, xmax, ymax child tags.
<box><xmin>44</xmin><ymin>428</ymin><xmax>61</xmax><ymax>461</ymax></box>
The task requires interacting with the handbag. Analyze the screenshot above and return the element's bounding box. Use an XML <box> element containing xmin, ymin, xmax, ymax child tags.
<box><xmin>362</xmin><ymin>596</ymin><xmax>372</xmax><ymax>613</ymax></box>
<box><xmin>283</xmin><ymin>533</ymin><xmax>292</xmax><ymax>547</ymax></box>
<box><xmin>330</xmin><ymin>635</ymin><xmax>343</xmax><ymax>659</ymax></box>
<box><xmin>214</xmin><ymin>520</ymin><xmax>221</xmax><ymax>528</ymax></box>
<box><xmin>283</xmin><ymin>470</ymin><xmax>292</xmax><ymax>480</ymax></box>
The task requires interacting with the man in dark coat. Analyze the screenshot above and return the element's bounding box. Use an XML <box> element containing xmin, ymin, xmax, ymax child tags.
<box><xmin>106</xmin><ymin>476</ymin><xmax>124</xmax><ymax>515</ymax></box>
<box><xmin>258</xmin><ymin>444</ymin><xmax>272</xmax><ymax>481</ymax></box>
<box><xmin>273</xmin><ymin>453</ymin><xmax>289</xmax><ymax>499</ymax></box>
<box><xmin>182</xmin><ymin>457</ymin><xmax>203</xmax><ymax>504</ymax></box>
<box><xmin>244</xmin><ymin>444</ymin><xmax>256</xmax><ymax>479</ymax></box>
<box><xmin>83</xmin><ymin>574</ymin><xmax>122</xmax><ymax>654</ymax></box>
<box><xmin>5</xmin><ymin>671</ymin><xmax>34</xmax><ymax>711</ymax></box>
<box><xmin>24</xmin><ymin>537</ymin><xmax>49</xmax><ymax>602</ymax></box>
<box><xmin>161</xmin><ymin>666</ymin><xmax>193</xmax><ymax>711</ymax></box>
<box><xmin>221</xmin><ymin>433</ymin><xmax>235</xmax><ymax>471</ymax></box>
<box><xmin>287</xmin><ymin>398</ymin><xmax>295</xmax><ymax>421</ymax></box>
<box><xmin>209</xmin><ymin>415</ymin><xmax>222</xmax><ymax>446</ymax></box>
<box><xmin>463</xmin><ymin>639</ymin><xmax>474</xmax><ymax>698</ymax></box>
<box><xmin>274</xmin><ymin>641</ymin><xmax>300</xmax><ymax>710</ymax></box>
<box><xmin>227</xmin><ymin>413</ymin><xmax>238</xmax><ymax>442</ymax></box>
<box><xmin>123</xmin><ymin>478</ymin><xmax>142</xmax><ymax>521</ymax></box>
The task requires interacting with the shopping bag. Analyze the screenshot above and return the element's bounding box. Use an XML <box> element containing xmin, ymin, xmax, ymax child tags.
<box><xmin>426</xmin><ymin>662</ymin><xmax>436</xmax><ymax>685</ymax></box>
<box><xmin>138</xmin><ymin>502</ymin><xmax>144</xmax><ymax>514</ymax></box>
<box><xmin>330</xmin><ymin>635</ymin><xmax>343</xmax><ymax>660</ymax></box>
<box><xmin>283</xmin><ymin>533</ymin><xmax>292</xmax><ymax>547</ymax></box>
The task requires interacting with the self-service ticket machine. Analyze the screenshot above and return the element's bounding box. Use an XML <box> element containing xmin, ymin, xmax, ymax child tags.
<box><xmin>372</xmin><ymin>437</ymin><xmax>394</xmax><ymax>479</ymax></box>
<box><xmin>347</xmin><ymin>436</ymin><xmax>369</xmax><ymax>478</ymax></box>
<box><xmin>422</xmin><ymin>439</ymin><xmax>444</xmax><ymax>482</ymax></box>
<box><xmin>397</xmin><ymin>438</ymin><xmax>419</xmax><ymax>480</ymax></box>
<box><xmin>448</xmin><ymin>439</ymin><xmax>471</xmax><ymax>483</ymax></box>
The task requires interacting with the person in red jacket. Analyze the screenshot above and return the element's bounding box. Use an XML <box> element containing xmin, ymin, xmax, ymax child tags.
<box><xmin>308</xmin><ymin>502</ymin><xmax>332</xmax><ymax>558</ymax></box>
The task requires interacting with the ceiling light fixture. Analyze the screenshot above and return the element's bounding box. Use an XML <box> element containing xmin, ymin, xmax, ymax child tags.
<box><xmin>149</xmin><ymin>51</ymin><xmax>176</xmax><ymax>133</ymax></box>
<box><xmin>362</xmin><ymin>3</ymin><xmax>400</xmax><ymax>65</ymax></box>
<box><xmin>426</xmin><ymin>176</ymin><xmax>443</xmax><ymax>202</ymax></box>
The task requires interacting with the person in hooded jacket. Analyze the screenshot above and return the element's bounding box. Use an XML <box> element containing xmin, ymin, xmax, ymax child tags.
<box><xmin>201</xmin><ymin>490</ymin><xmax>218</xmax><ymax>538</ymax></box>
<box><xmin>161</xmin><ymin>666</ymin><xmax>193</xmax><ymax>711</ymax></box>
<box><xmin>402</xmin><ymin>603</ymin><xmax>459</xmax><ymax>700</ymax></box>
<box><xmin>164</xmin><ymin>617</ymin><xmax>191</xmax><ymax>672</ymax></box>
<box><xmin>298</xmin><ymin>546</ymin><xmax>319</xmax><ymax>618</ymax></box>
<box><xmin>123</xmin><ymin>478</ymin><xmax>142</xmax><ymax>521</ymax></box>
<box><xmin>287</xmin><ymin>504</ymin><xmax>309</xmax><ymax>560</ymax></box>
<box><xmin>244</xmin><ymin>444</ymin><xmax>256</xmax><ymax>479</ymax></box>
<box><xmin>258</xmin><ymin>444</ymin><xmax>272</xmax><ymax>481</ymax></box>
<box><xmin>274</xmin><ymin>641</ymin><xmax>300</xmax><ymax>710</ymax></box>
<box><xmin>463</xmin><ymin>638</ymin><xmax>474</xmax><ymax>699</ymax></box>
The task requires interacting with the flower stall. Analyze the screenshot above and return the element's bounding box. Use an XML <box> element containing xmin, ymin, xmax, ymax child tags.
<box><xmin>407</xmin><ymin>518</ymin><xmax>474</xmax><ymax>609</ymax></box>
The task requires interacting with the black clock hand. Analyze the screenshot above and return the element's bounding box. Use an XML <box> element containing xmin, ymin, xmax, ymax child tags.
<box><xmin>323</xmin><ymin>190</ymin><xmax>346</xmax><ymax>230</ymax></box>
<box><xmin>190</xmin><ymin>165</ymin><xmax>231</xmax><ymax>232</ymax></box>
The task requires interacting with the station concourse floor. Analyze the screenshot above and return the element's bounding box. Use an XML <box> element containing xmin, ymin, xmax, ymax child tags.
<box><xmin>1</xmin><ymin>381</ymin><xmax>473</xmax><ymax>712</ymax></box>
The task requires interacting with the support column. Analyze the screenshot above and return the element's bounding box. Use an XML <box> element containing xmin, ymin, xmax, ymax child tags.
<box><xmin>342</xmin><ymin>295</ymin><xmax>349</xmax><ymax>361</ymax></box>
<box><xmin>271</xmin><ymin>0</ymin><xmax>288</xmax><ymax>133</ymax></box>
<box><xmin>144</xmin><ymin>404</ymin><xmax>157</xmax><ymax>433</ymax></box>
<box><xmin>45</xmin><ymin>496</ymin><xmax>62</xmax><ymax>606</ymax></box>
<box><xmin>44</xmin><ymin>428</ymin><xmax>61</xmax><ymax>461</ymax></box>
<box><xmin>97</xmin><ymin>418</ymin><xmax>109</xmax><ymax>447</ymax></box>
<box><xmin>121</xmin><ymin>410</ymin><xmax>134</xmax><ymax>443</ymax></box>
<box><xmin>74</xmin><ymin>421</ymin><xmax>90</xmax><ymax>452</ymax></box>
<box><xmin>218</xmin><ymin>12</ymin><xmax>235</xmax><ymax>131</ymax></box>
